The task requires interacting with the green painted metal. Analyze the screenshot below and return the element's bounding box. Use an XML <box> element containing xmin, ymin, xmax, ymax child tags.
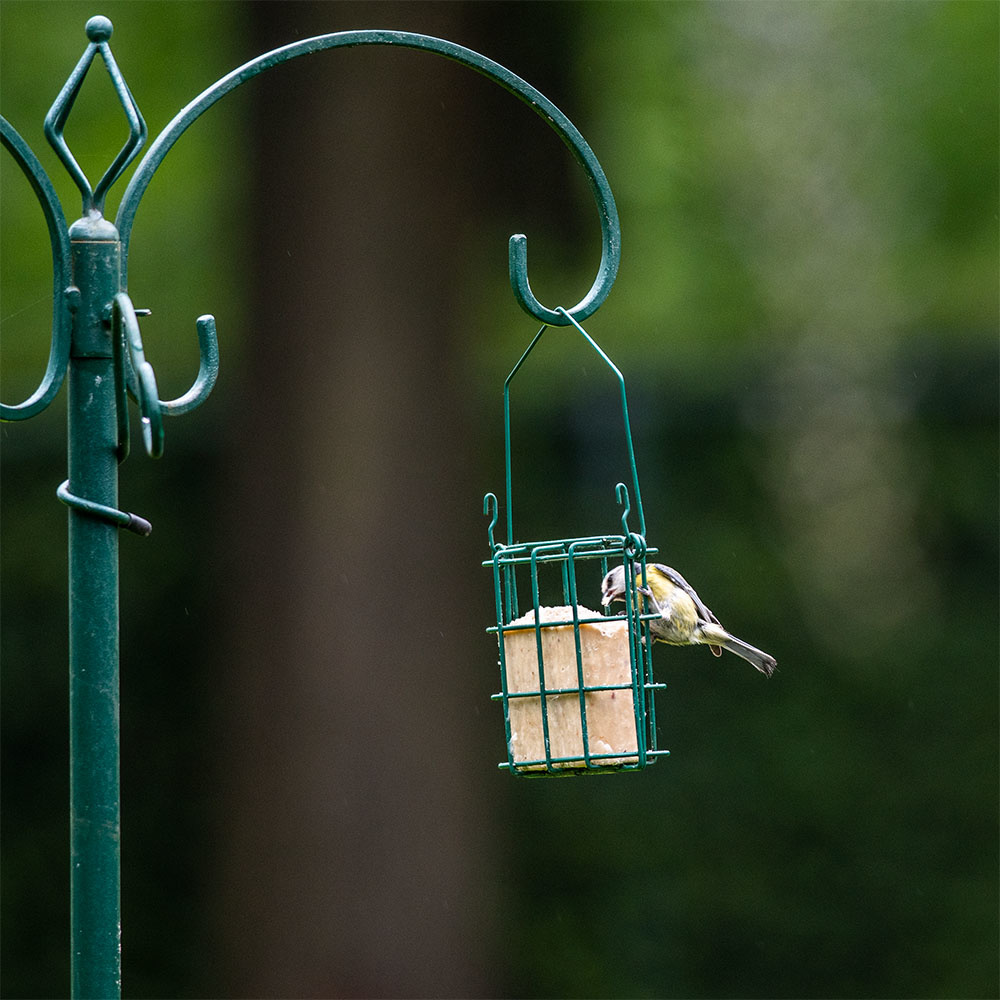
<box><xmin>5</xmin><ymin>23</ymin><xmax>218</xmax><ymax>990</ymax></box>
<box><xmin>1</xmin><ymin>12</ymin><xmax>627</xmax><ymax>994</ymax></box>
<box><xmin>482</xmin><ymin>312</ymin><xmax>667</xmax><ymax>775</ymax></box>
<box><xmin>0</xmin><ymin>117</ymin><xmax>74</xmax><ymax>421</ymax></box>
<box><xmin>501</xmin><ymin>307</ymin><xmax>647</xmax><ymax>550</ymax></box>
<box><xmin>113</xmin><ymin>30</ymin><xmax>621</xmax><ymax>323</ymax></box>
<box><xmin>481</xmin><ymin>520</ymin><xmax>668</xmax><ymax>775</ymax></box>
<box><xmin>45</xmin><ymin>14</ymin><xmax>147</xmax><ymax>219</ymax></box>
<box><xmin>66</xmin><ymin>223</ymin><xmax>123</xmax><ymax>1000</ymax></box>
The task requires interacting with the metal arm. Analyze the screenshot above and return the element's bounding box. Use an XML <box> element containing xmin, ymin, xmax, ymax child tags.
<box><xmin>0</xmin><ymin>117</ymin><xmax>75</xmax><ymax>421</ymax></box>
<box><xmin>114</xmin><ymin>29</ymin><xmax>621</xmax><ymax>325</ymax></box>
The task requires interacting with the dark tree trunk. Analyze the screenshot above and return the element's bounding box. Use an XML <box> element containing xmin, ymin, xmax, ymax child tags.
<box><xmin>202</xmin><ymin>3</ymin><xmax>569</xmax><ymax>995</ymax></box>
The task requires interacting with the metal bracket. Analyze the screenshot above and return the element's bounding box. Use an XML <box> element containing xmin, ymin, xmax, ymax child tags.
<box><xmin>57</xmin><ymin>480</ymin><xmax>152</xmax><ymax>537</ymax></box>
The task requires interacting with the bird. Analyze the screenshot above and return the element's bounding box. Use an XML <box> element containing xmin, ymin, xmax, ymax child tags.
<box><xmin>601</xmin><ymin>563</ymin><xmax>777</xmax><ymax>677</ymax></box>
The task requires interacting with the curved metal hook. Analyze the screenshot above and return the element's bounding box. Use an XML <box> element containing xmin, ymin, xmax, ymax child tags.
<box><xmin>616</xmin><ymin>482</ymin><xmax>632</xmax><ymax>536</ymax></box>
<box><xmin>112</xmin><ymin>293</ymin><xmax>164</xmax><ymax>459</ymax></box>
<box><xmin>57</xmin><ymin>479</ymin><xmax>152</xmax><ymax>537</ymax></box>
<box><xmin>615</xmin><ymin>482</ymin><xmax>646</xmax><ymax>561</ymax></box>
<box><xmin>483</xmin><ymin>492</ymin><xmax>500</xmax><ymax>552</ymax></box>
<box><xmin>509</xmin><ymin>219</ymin><xmax>619</xmax><ymax>324</ymax></box>
<box><xmin>159</xmin><ymin>315</ymin><xmax>220</xmax><ymax>417</ymax></box>
<box><xmin>0</xmin><ymin>117</ymin><xmax>76</xmax><ymax>422</ymax></box>
<box><xmin>112</xmin><ymin>297</ymin><xmax>219</xmax><ymax>457</ymax></box>
<box><xmin>115</xmin><ymin>29</ymin><xmax>620</xmax><ymax>324</ymax></box>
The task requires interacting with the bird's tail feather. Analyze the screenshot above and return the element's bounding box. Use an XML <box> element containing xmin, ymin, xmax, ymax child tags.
<box><xmin>700</xmin><ymin>623</ymin><xmax>776</xmax><ymax>676</ymax></box>
<box><xmin>718</xmin><ymin>636</ymin><xmax>777</xmax><ymax>677</ymax></box>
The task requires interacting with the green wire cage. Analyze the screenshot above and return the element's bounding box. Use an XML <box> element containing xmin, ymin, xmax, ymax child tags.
<box><xmin>483</xmin><ymin>311</ymin><xmax>668</xmax><ymax>775</ymax></box>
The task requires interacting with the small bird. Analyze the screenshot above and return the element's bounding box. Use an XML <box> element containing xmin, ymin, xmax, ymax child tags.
<box><xmin>601</xmin><ymin>563</ymin><xmax>777</xmax><ymax>677</ymax></box>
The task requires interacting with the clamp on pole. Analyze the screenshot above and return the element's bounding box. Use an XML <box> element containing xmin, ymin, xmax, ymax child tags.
<box><xmin>57</xmin><ymin>480</ymin><xmax>152</xmax><ymax>537</ymax></box>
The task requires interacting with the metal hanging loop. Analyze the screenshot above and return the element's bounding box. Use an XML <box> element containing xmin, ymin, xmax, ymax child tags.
<box><xmin>499</xmin><ymin>310</ymin><xmax>647</xmax><ymax>548</ymax></box>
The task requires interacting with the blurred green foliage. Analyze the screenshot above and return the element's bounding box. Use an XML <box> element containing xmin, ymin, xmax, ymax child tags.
<box><xmin>3</xmin><ymin>2</ymin><xmax>997</xmax><ymax>998</ymax></box>
<box><xmin>491</xmin><ymin>5</ymin><xmax>998</xmax><ymax>999</ymax></box>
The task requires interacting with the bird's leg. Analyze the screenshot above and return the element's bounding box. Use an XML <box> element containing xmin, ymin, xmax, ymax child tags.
<box><xmin>637</xmin><ymin>584</ymin><xmax>663</xmax><ymax>615</ymax></box>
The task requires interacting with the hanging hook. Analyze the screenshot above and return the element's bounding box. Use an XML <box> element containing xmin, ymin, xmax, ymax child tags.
<box><xmin>115</xmin><ymin>30</ymin><xmax>619</xmax><ymax>324</ymax></box>
<box><xmin>159</xmin><ymin>315</ymin><xmax>220</xmax><ymax>417</ymax></box>
<box><xmin>616</xmin><ymin>482</ymin><xmax>632</xmax><ymax>536</ymax></box>
<box><xmin>112</xmin><ymin>295</ymin><xmax>220</xmax><ymax>459</ymax></box>
<box><xmin>483</xmin><ymin>492</ymin><xmax>500</xmax><ymax>552</ymax></box>
<box><xmin>112</xmin><ymin>293</ymin><xmax>163</xmax><ymax>459</ymax></box>
<box><xmin>616</xmin><ymin>482</ymin><xmax>646</xmax><ymax>561</ymax></box>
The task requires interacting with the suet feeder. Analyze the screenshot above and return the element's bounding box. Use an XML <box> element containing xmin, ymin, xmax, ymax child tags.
<box><xmin>484</xmin><ymin>312</ymin><xmax>668</xmax><ymax>775</ymax></box>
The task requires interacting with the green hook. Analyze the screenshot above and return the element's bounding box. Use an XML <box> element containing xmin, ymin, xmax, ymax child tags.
<box><xmin>483</xmin><ymin>492</ymin><xmax>500</xmax><ymax>552</ymax></box>
<box><xmin>112</xmin><ymin>293</ymin><xmax>163</xmax><ymax>459</ymax></box>
<box><xmin>115</xmin><ymin>30</ymin><xmax>619</xmax><ymax>325</ymax></box>
<box><xmin>616</xmin><ymin>482</ymin><xmax>646</xmax><ymax>560</ymax></box>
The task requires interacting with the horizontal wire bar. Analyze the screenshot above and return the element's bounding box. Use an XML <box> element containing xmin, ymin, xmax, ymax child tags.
<box><xmin>491</xmin><ymin>681</ymin><xmax>666</xmax><ymax>700</ymax></box>
<box><xmin>487</xmin><ymin>611</ymin><xmax>662</xmax><ymax>632</ymax></box>
<box><xmin>499</xmin><ymin>748</ymin><xmax>671</xmax><ymax>771</ymax></box>
<box><xmin>483</xmin><ymin>545</ymin><xmax>658</xmax><ymax>568</ymax></box>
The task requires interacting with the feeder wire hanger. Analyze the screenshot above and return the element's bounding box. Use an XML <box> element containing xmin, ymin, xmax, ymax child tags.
<box><xmin>0</xmin><ymin>14</ymin><xmax>648</xmax><ymax>998</ymax></box>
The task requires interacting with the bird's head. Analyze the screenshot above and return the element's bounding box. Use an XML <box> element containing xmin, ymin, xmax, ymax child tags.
<box><xmin>600</xmin><ymin>564</ymin><xmax>629</xmax><ymax>606</ymax></box>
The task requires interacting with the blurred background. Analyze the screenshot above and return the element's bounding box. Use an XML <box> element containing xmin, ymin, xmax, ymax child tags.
<box><xmin>2</xmin><ymin>2</ymin><xmax>996</xmax><ymax>997</ymax></box>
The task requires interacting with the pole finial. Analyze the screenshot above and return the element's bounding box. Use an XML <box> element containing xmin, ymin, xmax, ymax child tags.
<box><xmin>85</xmin><ymin>16</ymin><xmax>113</xmax><ymax>42</ymax></box>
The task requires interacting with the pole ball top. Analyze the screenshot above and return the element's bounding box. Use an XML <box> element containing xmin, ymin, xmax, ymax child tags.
<box><xmin>85</xmin><ymin>16</ymin><xmax>113</xmax><ymax>42</ymax></box>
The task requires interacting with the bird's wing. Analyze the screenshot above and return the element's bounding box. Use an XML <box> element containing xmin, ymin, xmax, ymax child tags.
<box><xmin>653</xmin><ymin>564</ymin><xmax>721</xmax><ymax>625</ymax></box>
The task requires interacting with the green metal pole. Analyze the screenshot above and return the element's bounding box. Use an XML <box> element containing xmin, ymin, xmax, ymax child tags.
<box><xmin>67</xmin><ymin>213</ymin><xmax>123</xmax><ymax>1000</ymax></box>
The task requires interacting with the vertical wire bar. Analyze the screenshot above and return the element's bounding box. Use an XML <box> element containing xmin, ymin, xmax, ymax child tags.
<box><xmin>502</xmin><ymin>323</ymin><xmax>547</xmax><ymax>547</ymax></box>
<box><xmin>626</xmin><ymin>556</ymin><xmax>647</xmax><ymax>766</ymax></box>
<box><xmin>492</xmin><ymin>551</ymin><xmax>515</xmax><ymax>769</ymax></box>
<box><xmin>557</xmin><ymin>309</ymin><xmax>647</xmax><ymax>538</ymax></box>
<box><xmin>529</xmin><ymin>547</ymin><xmax>553</xmax><ymax>769</ymax></box>
<box><xmin>505</xmin><ymin>561</ymin><xmax>518</xmax><ymax>622</ymax></box>
<box><xmin>67</xmin><ymin>229</ymin><xmax>122</xmax><ymax>1000</ymax></box>
<box><xmin>565</xmin><ymin>546</ymin><xmax>591</xmax><ymax>767</ymax></box>
<box><xmin>643</xmin><ymin>590</ymin><xmax>661</xmax><ymax>758</ymax></box>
